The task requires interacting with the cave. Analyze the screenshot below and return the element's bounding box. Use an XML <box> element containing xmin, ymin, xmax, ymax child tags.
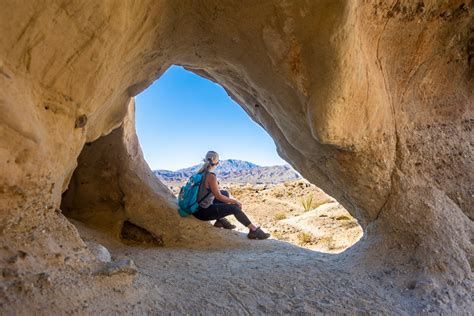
<box><xmin>0</xmin><ymin>1</ymin><xmax>472</xmax><ymax>314</ymax></box>
<box><xmin>60</xmin><ymin>65</ymin><xmax>362</xmax><ymax>252</ymax></box>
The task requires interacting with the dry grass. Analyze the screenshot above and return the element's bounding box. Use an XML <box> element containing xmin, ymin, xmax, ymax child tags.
<box><xmin>274</xmin><ymin>213</ymin><xmax>287</xmax><ymax>221</ymax></box>
<box><xmin>272</xmin><ymin>231</ymin><xmax>285</xmax><ymax>240</ymax></box>
<box><xmin>300</xmin><ymin>196</ymin><xmax>333</xmax><ymax>212</ymax></box>
<box><xmin>297</xmin><ymin>232</ymin><xmax>313</xmax><ymax>244</ymax></box>
<box><xmin>300</xmin><ymin>194</ymin><xmax>315</xmax><ymax>212</ymax></box>
<box><xmin>335</xmin><ymin>215</ymin><xmax>351</xmax><ymax>221</ymax></box>
<box><xmin>315</xmin><ymin>236</ymin><xmax>339</xmax><ymax>250</ymax></box>
<box><xmin>188</xmin><ymin>180</ymin><xmax>363</xmax><ymax>253</ymax></box>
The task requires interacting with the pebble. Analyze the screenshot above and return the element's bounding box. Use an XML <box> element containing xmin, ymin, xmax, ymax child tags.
<box><xmin>86</xmin><ymin>241</ymin><xmax>111</xmax><ymax>263</ymax></box>
<box><xmin>37</xmin><ymin>272</ymin><xmax>53</xmax><ymax>287</ymax></box>
<box><xmin>96</xmin><ymin>258</ymin><xmax>138</xmax><ymax>276</ymax></box>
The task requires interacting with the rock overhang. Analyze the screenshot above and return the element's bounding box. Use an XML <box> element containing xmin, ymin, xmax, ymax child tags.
<box><xmin>0</xmin><ymin>1</ymin><xmax>472</xmax><ymax>311</ymax></box>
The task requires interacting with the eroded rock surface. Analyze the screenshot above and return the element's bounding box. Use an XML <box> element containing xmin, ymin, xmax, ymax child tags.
<box><xmin>0</xmin><ymin>0</ymin><xmax>472</xmax><ymax>313</ymax></box>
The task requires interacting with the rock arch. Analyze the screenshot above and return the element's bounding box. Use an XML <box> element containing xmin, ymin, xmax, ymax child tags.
<box><xmin>0</xmin><ymin>0</ymin><xmax>472</xmax><ymax>311</ymax></box>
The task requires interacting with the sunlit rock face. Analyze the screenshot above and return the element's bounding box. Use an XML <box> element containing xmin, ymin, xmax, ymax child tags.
<box><xmin>61</xmin><ymin>100</ymin><xmax>245</xmax><ymax>249</ymax></box>
<box><xmin>0</xmin><ymin>0</ymin><xmax>472</xmax><ymax>311</ymax></box>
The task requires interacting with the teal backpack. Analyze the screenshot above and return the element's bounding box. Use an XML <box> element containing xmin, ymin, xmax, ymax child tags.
<box><xmin>177</xmin><ymin>173</ymin><xmax>210</xmax><ymax>217</ymax></box>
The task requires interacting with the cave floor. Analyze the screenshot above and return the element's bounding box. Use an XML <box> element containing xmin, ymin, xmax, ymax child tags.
<box><xmin>72</xmin><ymin>221</ymin><xmax>414</xmax><ymax>315</ymax></box>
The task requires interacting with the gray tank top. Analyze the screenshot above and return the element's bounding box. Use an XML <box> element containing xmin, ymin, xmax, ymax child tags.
<box><xmin>197</xmin><ymin>171</ymin><xmax>215</xmax><ymax>208</ymax></box>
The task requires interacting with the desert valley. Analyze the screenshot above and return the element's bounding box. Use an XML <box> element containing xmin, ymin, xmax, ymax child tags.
<box><xmin>157</xmin><ymin>159</ymin><xmax>362</xmax><ymax>253</ymax></box>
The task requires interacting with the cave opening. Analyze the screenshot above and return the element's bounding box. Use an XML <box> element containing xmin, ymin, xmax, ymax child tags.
<box><xmin>59</xmin><ymin>64</ymin><xmax>363</xmax><ymax>253</ymax></box>
<box><xmin>131</xmin><ymin>65</ymin><xmax>363</xmax><ymax>253</ymax></box>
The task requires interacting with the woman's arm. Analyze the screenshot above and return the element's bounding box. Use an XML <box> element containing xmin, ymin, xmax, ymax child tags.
<box><xmin>207</xmin><ymin>173</ymin><xmax>239</xmax><ymax>204</ymax></box>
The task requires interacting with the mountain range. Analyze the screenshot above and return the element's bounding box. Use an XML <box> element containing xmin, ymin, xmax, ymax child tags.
<box><xmin>153</xmin><ymin>159</ymin><xmax>301</xmax><ymax>185</ymax></box>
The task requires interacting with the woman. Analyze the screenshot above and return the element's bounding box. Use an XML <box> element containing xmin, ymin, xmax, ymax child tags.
<box><xmin>192</xmin><ymin>151</ymin><xmax>270</xmax><ymax>240</ymax></box>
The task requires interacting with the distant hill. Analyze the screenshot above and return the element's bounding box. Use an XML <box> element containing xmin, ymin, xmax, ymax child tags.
<box><xmin>153</xmin><ymin>159</ymin><xmax>301</xmax><ymax>185</ymax></box>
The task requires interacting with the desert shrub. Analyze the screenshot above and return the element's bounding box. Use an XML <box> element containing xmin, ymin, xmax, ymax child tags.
<box><xmin>300</xmin><ymin>195</ymin><xmax>333</xmax><ymax>212</ymax></box>
<box><xmin>297</xmin><ymin>232</ymin><xmax>313</xmax><ymax>244</ymax></box>
<box><xmin>300</xmin><ymin>194</ymin><xmax>315</xmax><ymax>211</ymax></box>
<box><xmin>335</xmin><ymin>215</ymin><xmax>351</xmax><ymax>221</ymax></box>
<box><xmin>274</xmin><ymin>213</ymin><xmax>286</xmax><ymax>221</ymax></box>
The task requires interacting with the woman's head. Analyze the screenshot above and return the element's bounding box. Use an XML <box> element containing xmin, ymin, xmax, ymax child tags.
<box><xmin>198</xmin><ymin>151</ymin><xmax>220</xmax><ymax>173</ymax></box>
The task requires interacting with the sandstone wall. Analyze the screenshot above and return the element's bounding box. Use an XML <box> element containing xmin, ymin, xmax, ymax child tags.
<box><xmin>61</xmin><ymin>100</ymin><xmax>247</xmax><ymax>249</ymax></box>
<box><xmin>0</xmin><ymin>0</ymin><xmax>472</xmax><ymax>303</ymax></box>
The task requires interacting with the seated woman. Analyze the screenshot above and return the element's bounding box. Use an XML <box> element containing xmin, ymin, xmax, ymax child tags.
<box><xmin>192</xmin><ymin>151</ymin><xmax>270</xmax><ymax>240</ymax></box>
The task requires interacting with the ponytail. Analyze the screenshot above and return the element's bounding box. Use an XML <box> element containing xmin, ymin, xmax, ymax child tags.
<box><xmin>197</xmin><ymin>151</ymin><xmax>219</xmax><ymax>173</ymax></box>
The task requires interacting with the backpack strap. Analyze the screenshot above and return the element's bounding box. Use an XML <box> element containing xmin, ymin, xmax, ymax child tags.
<box><xmin>197</xmin><ymin>190</ymin><xmax>211</xmax><ymax>204</ymax></box>
<box><xmin>196</xmin><ymin>171</ymin><xmax>212</xmax><ymax>205</ymax></box>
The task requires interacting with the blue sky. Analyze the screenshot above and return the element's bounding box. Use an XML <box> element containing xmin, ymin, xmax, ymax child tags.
<box><xmin>135</xmin><ymin>65</ymin><xmax>287</xmax><ymax>171</ymax></box>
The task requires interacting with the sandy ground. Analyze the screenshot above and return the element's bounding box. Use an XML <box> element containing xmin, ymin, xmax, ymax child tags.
<box><xmin>3</xmin><ymin>181</ymin><xmax>461</xmax><ymax>314</ymax></box>
<box><xmin>171</xmin><ymin>179</ymin><xmax>363</xmax><ymax>253</ymax></box>
<box><xmin>68</xmin><ymin>221</ymin><xmax>409</xmax><ymax>315</ymax></box>
<box><xmin>2</xmin><ymin>216</ymin><xmax>465</xmax><ymax>314</ymax></box>
<box><xmin>224</xmin><ymin>180</ymin><xmax>362</xmax><ymax>253</ymax></box>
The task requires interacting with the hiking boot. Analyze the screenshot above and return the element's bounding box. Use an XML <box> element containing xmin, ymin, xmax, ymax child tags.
<box><xmin>214</xmin><ymin>218</ymin><xmax>236</xmax><ymax>230</ymax></box>
<box><xmin>247</xmin><ymin>227</ymin><xmax>270</xmax><ymax>240</ymax></box>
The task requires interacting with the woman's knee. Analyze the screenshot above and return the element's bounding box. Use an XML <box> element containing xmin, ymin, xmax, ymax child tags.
<box><xmin>225</xmin><ymin>204</ymin><xmax>240</xmax><ymax>214</ymax></box>
<box><xmin>232</xmin><ymin>206</ymin><xmax>245</xmax><ymax>216</ymax></box>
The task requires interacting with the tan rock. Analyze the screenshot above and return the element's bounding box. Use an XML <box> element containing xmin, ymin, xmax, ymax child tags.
<box><xmin>0</xmin><ymin>0</ymin><xmax>472</xmax><ymax>313</ymax></box>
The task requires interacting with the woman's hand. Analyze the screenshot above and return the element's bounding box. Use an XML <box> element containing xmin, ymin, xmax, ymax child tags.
<box><xmin>230</xmin><ymin>199</ymin><xmax>242</xmax><ymax>208</ymax></box>
<box><xmin>208</xmin><ymin>174</ymin><xmax>240</xmax><ymax>205</ymax></box>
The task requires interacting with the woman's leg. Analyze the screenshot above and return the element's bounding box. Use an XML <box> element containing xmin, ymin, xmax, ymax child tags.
<box><xmin>212</xmin><ymin>190</ymin><xmax>235</xmax><ymax>224</ymax></box>
<box><xmin>193</xmin><ymin>203</ymin><xmax>252</xmax><ymax>227</ymax></box>
<box><xmin>211</xmin><ymin>190</ymin><xmax>239</xmax><ymax>225</ymax></box>
<box><xmin>193</xmin><ymin>204</ymin><xmax>270</xmax><ymax>239</ymax></box>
